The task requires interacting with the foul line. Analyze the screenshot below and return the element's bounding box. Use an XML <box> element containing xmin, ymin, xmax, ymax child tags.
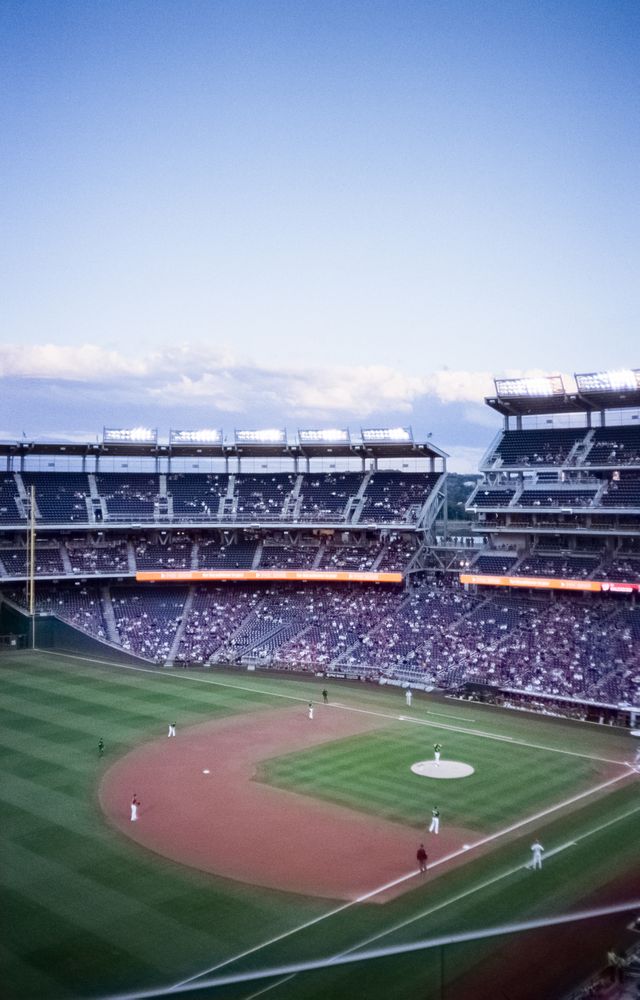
<box><xmin>36</xmin><ymin>648</ymin><xmax>473</xmax><ymax>724</ymax></box>
<box><xmin>39</xmin><ymin>649</ymin><xmax>629</xmax><ymax>766</ymax></box>
<box><xmin>220</xmin><ymin>802</ymin><xmax>640</xmax><ymax>1000</ymax></box>
<box><xmin>152</xmin><ymin>768</ymin><xmax>638</xmax><ymax>998</ymax></box>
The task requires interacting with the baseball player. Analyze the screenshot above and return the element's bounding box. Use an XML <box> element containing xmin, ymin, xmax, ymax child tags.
<box><xmin>97</xmin><ymin>738</ymin><xmax>104</xmax><ymax>757</ymax></box>
<box><xmin>322</xmin><ymin>689</ymin><xmax>328</xmax><ymax>704</ymax></box>
<box><xmin>405</xmin><ymin>689</ymin><xmax>413</xmax><ymax>707</ymax></box>
<box><xmin>168</xmin><ymin>722</ymin><xmax>176</xmax><ymax>737</ymax></box>
<box><xmin>417</xmin><ymin>844</ymin><xmax>428</xmax><ymax>872</ymax></box>
<box><xmin>428</xmin><ymin>806</ymin><xmax>440</xmax><ymax>834</ymax></box>
<box><xmin>433</xmin><ymin>742</ymin><xmax>442</xmax><ymax>765</ymax></box>
<box><xmin>530</xmin><ymin>839</ymin><xmax>544</xmax><ymax>870</ymax></box>
<box><xmin>130</xmin><ymin>794</ymin><xmax>141</xmax><ymax>822</ymax></box>
<box><xmin>633</xmin><ymin>745</ymin><xmax>640</xmax><ymax>770</ymax></box>
<box><xmin>308</xmin><ymin>702</ymin><xmax>314</xmax><ymax>720</ymax></box>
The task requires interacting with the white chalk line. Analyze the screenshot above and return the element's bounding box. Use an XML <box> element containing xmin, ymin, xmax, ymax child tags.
<box><xmin>36</xmin><ymin>649</ymin><xmax>638</xmax><ymax>994</ymax></box>
<box><xmin>162</xmin><ymin>766</ymin><xmax>637</xmax><ymax>998</ymax></box>
<box><xmin>237</xmin><ymin>803</ymin><xmax>640</xmax><ymax>1000</ymax></box>
<box><xmin>39</xmin><ymin>649</ymin><xmax>628</xmax><ymax>765</ymax></box>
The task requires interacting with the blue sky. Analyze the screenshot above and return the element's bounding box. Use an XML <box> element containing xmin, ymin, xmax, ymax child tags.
<box><xmin>1</xmin><ymin>0</ymin><xmax>638</xmax><ymax>469</ymax></box>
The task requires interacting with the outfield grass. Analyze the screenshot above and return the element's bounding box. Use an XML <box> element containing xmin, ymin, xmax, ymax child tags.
<box><xmin>1</xmin><ymin>649</ymin><xmax>638</xmax><ymax>1000</ymax></box>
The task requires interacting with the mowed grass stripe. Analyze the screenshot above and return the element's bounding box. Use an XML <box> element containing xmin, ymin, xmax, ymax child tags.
<box><xmin>1</xmin><ymin>885</ymin><xmax>164</xmax><ymax>999</ymax></box>
<box><xmin>0</xmin><ymin>664</ymin><xmax>281</xmax><ymax>719</ymax></box>
<box><xmin>0</xmin><ymin>771</ymin><xmax>107</xmax><ymax>836</ymax></box>
<box><xmin>0</xmin><ymin>725</ymin><xmax>98</xmax><ymax>775</ymax></box>
<box><xmin>0</xmin><ymin>940</ymin><xmax>70</xmax><ymax>1000</ymax></box>
<box><xmin>3</xmin><ymin>839</ymin><xmax>223</xmax><ymax>968</ymax></box>
<box><xmin>259</xmin><ymin>727</ymin><xmax>600</xmax><ymax>830</ymax></box>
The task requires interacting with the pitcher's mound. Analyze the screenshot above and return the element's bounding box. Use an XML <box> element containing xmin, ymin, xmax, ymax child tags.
<box><xmin>411</xmin><ymin>760</ymin><xmax>475</xmax><ymax>779</ymax></box>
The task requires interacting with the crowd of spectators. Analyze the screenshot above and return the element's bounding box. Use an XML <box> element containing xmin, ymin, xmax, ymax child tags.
<box><xmin>6</xmin><ymin>574</ymin><xmax>637</xmax><ymax>711</ymax></box>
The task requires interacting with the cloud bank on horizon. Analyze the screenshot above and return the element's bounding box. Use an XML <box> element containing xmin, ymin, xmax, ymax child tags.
<box><xmin>0</xmin><ymin>342</ymin><xmax>594</xmax><ymax>472</ymax></box>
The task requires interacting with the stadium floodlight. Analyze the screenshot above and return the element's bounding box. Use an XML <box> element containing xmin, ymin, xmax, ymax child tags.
<box><xmin>361</xmin><ymin>427</ymin><xmax>413</xmax><ymax>443</ymax></box>
<box><xmin>575</xmin><ymin>369</ymin><xmax>640</xmax><ymax>393</ymax></box>
<box><xmin>103</xmin><ymin>426</ymin><xmax>157</xmax><ymax>444</ymax></box>
<box><xmin>235</xmin><ymin>428</ymin><xmax>287</xmax><ymax>445</ymax></box>
<box><xmin>298</xmin><ymin>428</ymin><xmax>350</xmax><ymax>444</ymax></box>
<box><xmin>169</xmin><ymin>428</ymin><xmax>223</xmax><ymax>445</ymax></box>
<box><xmin>494</xmin><ymin>376</ymin><xmax>564</xmax><ymax>398</ymax></box>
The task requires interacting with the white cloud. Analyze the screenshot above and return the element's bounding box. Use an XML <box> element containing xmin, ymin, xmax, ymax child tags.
<box><xmin>0</xmin><ymin>342</ymin><xmax>570</xmax><ymax>420</ymax></box>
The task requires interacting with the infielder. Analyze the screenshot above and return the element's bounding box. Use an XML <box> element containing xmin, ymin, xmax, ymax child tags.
<box><xmin>130</xmin><ymin>794</ymin><xmax>141</xmax><ymax>822</ymax></box>
<box><xmin>168</xmin><ymin>722</ymin><xmax>176</xmax><ymax>737</ymax></box>
<box><xmin>433</xmin><ymin>742</ymin><xmax>442</xmax><ymax>765</ymax></box>
<box><xmin>308</xmin><ymin>702</ymin><xmax>314</xmax><ymax>720</ymax></box>
<box><xmin>530</xmin><ymin>839</ymin><xmax>544</xmax><ymax>869</ymax></box>
<box><xmin>429</xmin><ymin>806</ymin><xmax>440</xmax><ymax>834</ymax></box>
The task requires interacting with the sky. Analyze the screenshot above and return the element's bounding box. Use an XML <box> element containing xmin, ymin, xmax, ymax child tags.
<box><xmin>1</xmin><ymin>0</ymin><xmax>638</xmax><ymax>471</ymax></box>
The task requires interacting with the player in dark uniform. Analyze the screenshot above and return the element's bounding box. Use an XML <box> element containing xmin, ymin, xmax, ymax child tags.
<box><xmin>417</xmin><ymin>844</ymin><xmax>428</xmax><ymax>872</ymax></box>
<box><xmin>322</xmin><ymin>689</ymin><xmax>328</xmax><ymax>704</ymax></box>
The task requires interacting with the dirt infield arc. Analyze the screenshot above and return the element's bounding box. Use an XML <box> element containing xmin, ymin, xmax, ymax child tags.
<box><xmin>99</xmin><ymin>704</ymin><xmax>473</xmax><ymax>902</ymax></box>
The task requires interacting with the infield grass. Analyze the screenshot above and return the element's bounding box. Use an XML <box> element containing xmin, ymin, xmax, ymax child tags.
<box><xmin>257</xmin><ymin>726</ymin><xmax>602</xmax><ymax>830</ymax></box>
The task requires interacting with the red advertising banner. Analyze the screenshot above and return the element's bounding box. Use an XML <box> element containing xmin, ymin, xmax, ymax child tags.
<box><xmin>459</xmin><ymin>573</ymin><xmax>640</xmax><ymax>594</ymax></box>
<box><xmin>137</xmin><ymin>569</ymin><xmax>403</xmax><ymax>584</ymax></box>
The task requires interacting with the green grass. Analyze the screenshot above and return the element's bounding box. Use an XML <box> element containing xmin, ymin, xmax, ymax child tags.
<box><xmin>0</xmin><ymin>649</ymin><xmax>638</xmax><ymax>1000</ymax></box>
<box><xmin>257</xmin><ymin>726</ymin><xmax>600</xmax><ymax>830</ymax></box>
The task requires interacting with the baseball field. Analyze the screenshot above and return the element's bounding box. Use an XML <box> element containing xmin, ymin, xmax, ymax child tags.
<box><xmin>1</xmin><ymin>648</ymin><xmax>639</xmax><ymax>1000</ymax></box>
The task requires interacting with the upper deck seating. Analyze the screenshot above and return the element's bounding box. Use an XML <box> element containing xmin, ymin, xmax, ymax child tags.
<box><xmin>167</xmin><ymin>474</ymin><xmax>229</xmax><ymax>519</ymax></box>
<box><xmin>233</xmin><ymin>474</ymin><xmax>297</xmax><ymax>520</ymax></box>
<box><xmin>358</xmin><ymin>472</ymin><xmax>439</xmax><ymax>524</ymax></box>
<box><xmin>516</xmin><ymin>489</ymin><xmax>596</xmax><ymax>508</ymax></box>
<box><xmin>0</xmin><ymin>475</ymin><xmax>21</xmax><ymax>523</ymax></box>
<box><xmin>492</xmin><ymin>429</ymin><xmax>586</xmax><ymax>467</ymax></box>
<box><xmin>296</xmin><ymin>472</ymin><xmax>362</xmax><ymax>521</ymax></box>
<box><xmin>96</xmin><ymin>474</ymin><xmax>158</xmax><ymax>520</ymax></box>
<box><xmin>470</xmin><ymin>489</ymin><xmax>516</xmax><ymax>508</ymax></box>
<box><xmin>601</xmin><ymin>473</ymin><xmax>640</xmax><ymax>508</ymax></box>
<box><xmin>586</xmin><ymin>426</ymin><xmax>640</xmax><ymax>465</ymax></box>
<box><xmin>22</xmin><ymin>472</ymin><xmax>90</xmax><ymax>523</ymax></box>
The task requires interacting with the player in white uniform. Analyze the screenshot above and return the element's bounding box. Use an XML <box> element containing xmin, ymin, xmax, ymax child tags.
<box><xmin>530</xmin><ymin>839</ymin><xmax>544</xmax><ymax>869</ymax></box>
<box><xmin>308</xmin><ymin>702</ymin><xmax>314</xmax><ymax>720</ymax></box>
<box><xmin>130</xmin><ymin>794</ymin><xmax>140</xmax><ymax>822</ymax></box>
<box><xmin>433</xmin><ymin>743</ymin><xmax>442</xmax><ymax>766</ymax></box>
<box><xmin>168</xmin><ymin>722</ymin><xmax>176</xmax><ymax>737</ymax></box>
<box><xmin>405</xmin><ymin>689</ymin><xmax>413</xmax><ymax>707</ymax></box>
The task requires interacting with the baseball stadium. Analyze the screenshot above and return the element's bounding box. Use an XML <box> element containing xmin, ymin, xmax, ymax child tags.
<box><xmin>1</xmin><ymin>369</ymin><xmax>640</xmax><ymax>1000</ymax></box>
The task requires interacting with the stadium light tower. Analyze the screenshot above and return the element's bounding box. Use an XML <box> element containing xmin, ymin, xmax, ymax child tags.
<box><xmin>494</xmin><ymin>376</ymin><xmax>565</xmax><ymax>398</ymax></box>
<box><xmin>298</xmin><ymin>429</ymin><xmax>351</xmax><ymax>444</ymax></box>
<box><xmin>235</xmin><ymin>429</ymin><xmax>287</xmax><ymax>444</ymax></box>
<box><xmin>575</xmin><ymin>369</ymin><xmax>640</xmax><ymax>393</ymax></box>
<box><xmin>169</xmin><ymin>429</ymin><xmax>223</xmax><ymax>445</ymax></box>
<box><xmin>361</xmin><ymin>427</ymin><xmax>413</xmax><ymax>443</ymax></box>
<box><xmin>103</xmin><ymin>427</ymin><xmax>157</xmax><ymax>444</ymax></box>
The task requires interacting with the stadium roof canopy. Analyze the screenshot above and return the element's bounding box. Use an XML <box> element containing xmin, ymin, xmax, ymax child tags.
<box><xmin>0</xmin><ymin>432</ymin><xmax>447</xmax><ymax>462</ymax></box>
<box><xmin>486</xmin><ymin>369</ymin><xmax>640</xmax><ymax>417</ymax></box>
